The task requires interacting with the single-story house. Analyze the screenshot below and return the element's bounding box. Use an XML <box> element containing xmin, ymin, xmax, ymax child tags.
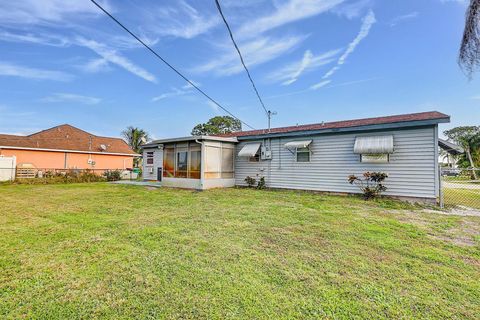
<box><xmin>142</xmin><ymin>111</ymin><xmax>450</xmax><ymax>203</ymax></box>
<box><xmin>0</xmin><ymin>124</ymin><xmax>138</xmax><ymax>171</ymax></box>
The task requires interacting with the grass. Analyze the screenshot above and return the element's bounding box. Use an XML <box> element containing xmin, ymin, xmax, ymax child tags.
<box><xmin>443</xmin><ymin>186</ymin><xmax>480</xmax><ymax>209</ymax></box>
<box><xmin>0</xmin><ymin>183</ymin><xmax>479</xmax><ymax>319</ymax></box>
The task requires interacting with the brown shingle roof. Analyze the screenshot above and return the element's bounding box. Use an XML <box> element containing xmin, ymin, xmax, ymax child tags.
<box><xmin>220</xmin><ymin>111</ymin><xmax>450</xmax><ymax>138</ymax></box>
<box><xmin>0</xmin><ymin>124</ymin><xmax>136</xmax><ymax>155</ymax></box>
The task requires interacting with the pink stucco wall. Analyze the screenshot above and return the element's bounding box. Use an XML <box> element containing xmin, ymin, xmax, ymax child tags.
<box><xmin>0</xmin><ymin>148</ymin><xmax>134</xmax><ymax>169</ymax></box>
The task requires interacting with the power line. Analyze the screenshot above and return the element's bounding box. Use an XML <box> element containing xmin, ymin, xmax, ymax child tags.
<box><xmin>214</xmin><ymin>0</ymin><xmax>271</xmax><ymax>120</ymax></box>
<box><xmin>89</xmin><ymin>0</ymin><xmax>255</xmax><ymax>130</ymax></box>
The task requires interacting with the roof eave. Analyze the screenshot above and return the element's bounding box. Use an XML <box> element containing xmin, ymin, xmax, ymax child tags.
<box><xmin>236</xmin><ymin>117</ymin><xmax>450</xmax><ymax>140</ymax></box>
<box><xmin>141</xmin><ymin>135</ymin><xmax>238</xmax><ymax>148</ymax></box>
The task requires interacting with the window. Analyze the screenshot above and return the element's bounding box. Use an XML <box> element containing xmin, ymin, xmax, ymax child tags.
<box><xmin>176</xmin><ymin>150</ymin><xmax>188</xmax><ymax>178</ymax></box>
<box><xmin>296</xmin><ymin>147</ymin><xmax>310</xmax><ymax>162</ymax></box>
<box><xmin>189</xmin><ymin>144</ymin><xmax>201</xmax><ymax>179</ymax></box>
<box><xmin>249</xmin><ymin>152</ymin><xmax>260</xmax><ymax>162</ymax></box>
<box><xmin>360</xmin><ymin>154</ymin><xmax>389</xmax><ymax>163</ymax></box>
<box><xmin>163</xmin><ymin>147</ymin><xmax>175</xmax><ymax>177</ymax></box>
<box><xmin>162</xmin><ymin>141</ymin><xmax>234</xmax><ymax>180</ymax></box>
<box><xmin>205</xmin><ymin>145</ymin><xmax>221</xmax><ymax>179</ymax></box>
<box><xmin>221</xmin><ymin>147</ymin><xmax>234</xmax><ymax>178</ymax></box>
<box><xmin>146</xmin><ymin>152</ymin><xmax>154</xmax><ymax>165</ymax></box>
<box><xmin>238</xmin><ymin>143</ymin><xmax>261</xmax><ymax>162</ymax></box>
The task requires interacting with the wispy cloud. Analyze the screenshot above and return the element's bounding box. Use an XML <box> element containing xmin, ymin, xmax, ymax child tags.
<box><xmin>194</xmin><ymin>34</ymin><xmax>307</xmax><ymax>76</ymax></box>
<box><xmin>151</xmin><ymin>82</ymin><xmax>200</xmax><ymax>102</ymax></box>
<box><xmin>310</xmin><ymin>80</ymin><xmax>332</xmax><ymax>90</ymax></box>
<box><xmin>152</xmin><ymin>88</ymin><xmax>189</xmax><ymax>102</ymax></box>
<box><xmin>82</xmin><ymin>58</ymin><xmax>110</xmax><ymax>73</ymax></box>
<box><xmin>237</xmin><ymin>0</ymin><xmax>344</xmax><ymax>38</ymax></box>
<box><xmin>142</xmin><ymin>0</ymin><xmax>219</xmax><ymax>39</ymax></box>
<box><xmin>0</xmin><ymin>30</ymin><xmax>70</xmax><ymax>46</ymax></box>
<box><xmin>76</xmin><ymin>37</ymin><xmax>157</xmax><ymax>83</ymax></box>
<box><xmin>332</xmin><ymin>0</ymin><xmax>372</xmax><ymax>19</ymax></box>
<box><xmin>390</xmin><ymin>12</ymin><xmax>419</xmax><ymax>27</ymax></box>
<box><xmin>0</xmin><ymin>0</ymin><xmax>112</xmax><ymax>26</ymax></box>
<box><xmin>313</xmin><ymin>9</ymin><xmax>376</xmax><ymax>86</ymax></box>
<box><xmin>40</xmin><ymin>93</ymin><xmax>101</xmax><ymax>105</ymax></box>
<box><xmin>266</xmin><ymin>77</ymin><xmax>379</xmax><ymax>99</ymax></box>
<box><xmin>0</xmin><ymin>62</ymin><xmax>72</xmax><ymax>81</ymax></box>
<box><xmin>267</xmin><ymin>49</ymin><xmax>340</xmax><ymax>85</ymax></box>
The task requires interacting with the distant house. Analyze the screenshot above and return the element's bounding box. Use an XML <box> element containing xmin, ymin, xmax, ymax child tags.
<box><xmin>438</xmin><ymin>138</ymin><xmax>464</xmax><ymax>168</ymax></box>
<box><xmin>142</xmin><ymin>111</ymin><xmax>450</xmax><ymax>203</ymax></box>
<box><xmin>0</xmin><ymin>124</ymin><xmax>138</xmax><ymax>170</ymax></box>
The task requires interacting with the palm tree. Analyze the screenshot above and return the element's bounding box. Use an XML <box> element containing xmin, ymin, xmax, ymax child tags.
<box><xmin>121</xmin><ymin>126</ymin><xmax>149</xmax><ymax>167</ymax></box>
<box><xmin>459</xmin><ymin>0</ymin><xmax>480</xmax><ymax>77</ymax></box>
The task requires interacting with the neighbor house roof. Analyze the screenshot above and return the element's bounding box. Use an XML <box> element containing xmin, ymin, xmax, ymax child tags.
<box><xmin>0</xmin><ymin>124</ymin><xmax>137</xmax><ymax>156</ymax></box>
<box><xmin>219</xmin><ymin>111</ymin><xmax>450</xmax><ymax>139</ymax></box>
<box><xmin>438</xmin><ymin>138</ymin><xmax>464</xmax><ymax>155</ymax></box>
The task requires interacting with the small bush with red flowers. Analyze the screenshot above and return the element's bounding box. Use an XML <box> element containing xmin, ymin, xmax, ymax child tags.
<box><xmin>348</xmin><ymin>171</ymin><xmax>388</xmax><ymax>200</ymax></box>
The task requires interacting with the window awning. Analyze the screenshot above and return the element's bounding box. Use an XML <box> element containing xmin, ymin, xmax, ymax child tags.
<box><xmin>284</xmin><ymin>140</ymin><xmax>312</xmax><ymax>149</ymax></box>
<box><xmin>354</xmin><ymin>135</ymin><xmax>394</xmax><ymax>154</ymax></box>
<box><xmin>238</xmin><ymin>143</ymin><xmax>261</xmax><ymax>157</ymax></box>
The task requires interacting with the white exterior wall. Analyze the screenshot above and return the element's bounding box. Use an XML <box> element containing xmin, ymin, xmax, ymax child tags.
<box><xmin>202</xmin><ymin>178</ymin><xmax>236</xmax><ymax>189</ymax></box>
<box><xmin>142</xmin><ymin>147</ymin><xmax>163</xmax><ymax>181</ymax></box>
<box><xmin>234</xmin><ymin>127</ymin><xmax>438</xmax><ymax>200</ymax></box>
<box><xmin>162</xmin><ymin>177</ymin><xmax>201</xmax><ymax>189</ymax></box>
<box><xmin>0</xmin><ymin>156</ymin><xmax>16</xmax><ymax>181</ymax></box>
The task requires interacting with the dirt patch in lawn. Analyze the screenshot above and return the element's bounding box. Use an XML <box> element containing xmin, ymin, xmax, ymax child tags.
<box><xmin>391</xmin><ymin>210</ymin><xmax>480</xmax><ymax>247</ymax></box>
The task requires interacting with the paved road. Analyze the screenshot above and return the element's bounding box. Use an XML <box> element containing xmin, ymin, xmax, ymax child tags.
<box><xmin>443</xmin><ymin>182</ymin><xmax>480</xmax><ymax>190</ymax></box>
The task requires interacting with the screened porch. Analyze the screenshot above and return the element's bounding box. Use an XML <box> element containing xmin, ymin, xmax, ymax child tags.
<box><xmin>143</xmin><ymin>136</ymin><xmax>237</xmax><ymax>190</ymax></box>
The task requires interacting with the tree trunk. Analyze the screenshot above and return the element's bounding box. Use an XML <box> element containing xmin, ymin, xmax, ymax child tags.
<box><xmin>466</xmin><ymin>147</ymin><xmax>478</xmax><ymax>180</ymax></box>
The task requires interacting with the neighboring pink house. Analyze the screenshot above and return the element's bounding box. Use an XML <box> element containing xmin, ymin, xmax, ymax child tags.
<box><xmin>0</xmin><ymin>124</ymin><xmax>138</xmax><ymax>170</ymax></box>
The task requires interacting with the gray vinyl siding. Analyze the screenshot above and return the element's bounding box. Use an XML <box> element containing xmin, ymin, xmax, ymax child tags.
<box><xmin>142</xmin><ymin>148</ymin><xmax>162</xmax><ymax>180</ymax></box>
<box><xmin>234</xmin><ymin>127</ymin><xmax>437</xmax><ymax>199</ymax></box>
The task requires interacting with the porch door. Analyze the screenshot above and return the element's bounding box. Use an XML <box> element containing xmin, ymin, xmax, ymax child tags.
<box><xmin>157</xmin><ymin>167</ymin><xmax>162</xmax><ymax>181</ymax></box>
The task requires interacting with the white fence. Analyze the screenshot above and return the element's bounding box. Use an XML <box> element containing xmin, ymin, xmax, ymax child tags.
<box><xmin>0</xmin><ymin>156</ymin><xmax>16</xmax><ymax>181</ymax></box>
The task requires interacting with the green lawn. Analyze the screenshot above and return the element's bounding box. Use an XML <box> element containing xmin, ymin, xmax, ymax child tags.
<box><xmin>1</xmin><ymin>184</ymin><xmax>479</xmax><ymax>319</ymax></box>
<box><xmin>444</xmin><ymin>186</ymin><xmax>480</xmax><ymax>209</ymax></box>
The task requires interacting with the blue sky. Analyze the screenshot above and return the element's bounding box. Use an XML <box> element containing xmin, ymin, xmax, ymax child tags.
<box><xmin>0</xmin><ymin>0</ymin><xmax>478</xmax><ymax>139</ymax></box>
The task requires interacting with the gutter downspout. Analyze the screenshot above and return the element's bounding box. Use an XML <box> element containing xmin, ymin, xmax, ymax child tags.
<box><xmin>434</xmin><ymin>125</ymin><xmax>440</xmax><ymax>203</ymax></box>
<box><xmin>196</xmin><ymin>139</ymin><xmax>205</xmax><ymax>190</ymax></box>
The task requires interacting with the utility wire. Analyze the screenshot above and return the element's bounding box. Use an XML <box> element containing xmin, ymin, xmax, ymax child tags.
<box><xmin>89</xmin><ymin>0</ymin><xmax>255</xmax><ymax>130</ymax></box>
<box><xmin>214</xmin><ymin>0</ymin><xmax>269</xmax><ymax>116</ymax></box>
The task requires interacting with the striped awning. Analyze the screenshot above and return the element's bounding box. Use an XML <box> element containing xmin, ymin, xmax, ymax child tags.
<box><xmin>238</xmin><ymin>143</ymin><xmax>261</xmax><ymax>157</ymax></box>
<box><xmin>284</xmin><ymin>140</ymin><xmax>312</xmax><ymax>149</ymax></box>
<box><xmin>354</xmin><ymin>135</ymin><xmax>394</xmax><ymax>154</ymax></box>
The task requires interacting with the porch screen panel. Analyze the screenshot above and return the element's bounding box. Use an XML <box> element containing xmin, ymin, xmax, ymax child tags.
<box><xmin>176</xmin><ymin>151</ymin><xmax>188</xmax><ymax>178</ymax></box>
<box><xmin>205</xmin><ymin>146</ymin><xmax>221</xmax><ymax>179</ymax></box>
<box><xmin>221</xmin><ymin>147</ymin><xmax>234</xmax><ymax>178</ymax></box>
<box><xmin>189</xmin><ymin>143</ymin><xmax>201</xmax><ymax>179</ymax></box>
<box><xmin>163</xmin><ymin>147</ymin><xmax>175</xmax><ymax>177</ymax></box>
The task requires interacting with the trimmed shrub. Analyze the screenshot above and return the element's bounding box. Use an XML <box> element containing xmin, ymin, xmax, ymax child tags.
<box><xmin>104</xmin><ymin>170</ymin><xmax>122</xmax><ymax>181</ymax></box>
<box><xmin>12</xmin><ymin>170</ymin><xmax>106</xmax><ymax>185</ymax></box>
<box><xmin>348</xmin><ymin>172</ymin><xmax>388</xmax><ymax>200</ymax></box>
<box><xmin>257</xmin><ymin>177</ymin><xmax>266</xmax><ymax>189</ymax></box>
<box><xmin>244</xmin><ymin>176</ymin><xmax>256</xmax><ymax>188</ymax></box>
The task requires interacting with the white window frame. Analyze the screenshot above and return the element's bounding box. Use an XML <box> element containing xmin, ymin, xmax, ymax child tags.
<box><xmin>146</xmin><ymin>151</ymin><xmax>154</xmax><ymax>165</ymax></box>
<box><xmin>248</xmin><ymin>154</ymin><xmax>260</xmax><ymax>162</ymax></box>
<box><xmin>295</xmin><ymin>147</ymin><xmax>310</xmax><ymax>163</ymax></box>
<box><xmin>360</xmin><ymin>153</ymin><xmax>390</xmax><ymax>163</ymax></box>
